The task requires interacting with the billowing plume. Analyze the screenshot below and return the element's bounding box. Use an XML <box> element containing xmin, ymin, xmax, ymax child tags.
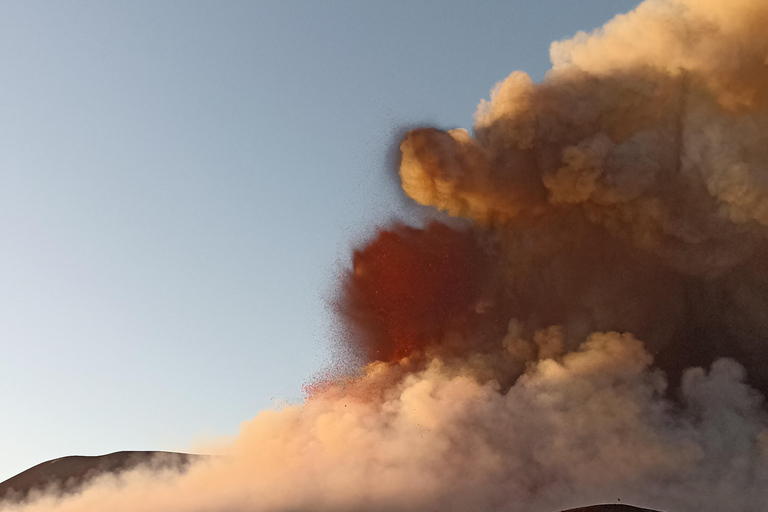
<box><xmin>4</xmin><ymin>333</ymin><xmax>768</xmax><ymax>512</ymax></box>
<box><xmin>402</xmin><ymin>0</ymin><xmax>768</xmax><ymax>271</ymax></box>
<box><xmin>6</xmin><ymin>1</ymin><xmax>768</xmax><ymax>511</ymax></box>
<box><xmin>399</xmin><ymin>0</ymin><xmax>768</xmax><ymax>391</ymax></box>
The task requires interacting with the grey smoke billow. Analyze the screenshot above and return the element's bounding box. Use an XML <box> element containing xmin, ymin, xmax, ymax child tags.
<box><xmin>6</xmin><ymin>1</ymin><xmax>768</xmax><ymax>511</ymax></box>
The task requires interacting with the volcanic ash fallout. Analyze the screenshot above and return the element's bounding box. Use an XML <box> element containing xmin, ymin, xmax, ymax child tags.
<box><xmin>8</xmin><ymin>1</ymin><xmax>768</xmax><ymax>512</ymax></box>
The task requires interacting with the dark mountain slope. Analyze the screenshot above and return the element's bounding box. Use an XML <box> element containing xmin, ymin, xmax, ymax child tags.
<box><xmin>0</xmin><ymin>451</ymin><xmax>195</xmax><ymax>504</ymax></box>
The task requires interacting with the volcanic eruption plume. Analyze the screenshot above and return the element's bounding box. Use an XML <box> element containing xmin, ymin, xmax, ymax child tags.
<box><xmin>5</xmin><ymin>1</ymin><xmax>768</xmax><ymax>511</ymax></box>
<box><xmin>340</xmin><ymin>222</ymin><xmax>488</xmax><ymax>363</ymax></box>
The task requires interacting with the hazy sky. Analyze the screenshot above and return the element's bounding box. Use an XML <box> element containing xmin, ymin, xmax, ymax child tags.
<box><xmin>0</xmin><ymin>0</ymin><xmax>639</xmax><ymax>481</ymax></box>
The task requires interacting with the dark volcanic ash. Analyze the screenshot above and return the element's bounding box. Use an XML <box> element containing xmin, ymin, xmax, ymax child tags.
<box><xmin>341</xmin><ymin>222</ymin><xmax>487</xmax><ymax>364</ymax></box>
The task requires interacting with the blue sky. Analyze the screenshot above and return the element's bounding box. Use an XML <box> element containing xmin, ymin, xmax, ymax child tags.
<box><xmin>0</xmin><ymin>0</ymin><xmax>639</xmax><ymax>481</ymax></box>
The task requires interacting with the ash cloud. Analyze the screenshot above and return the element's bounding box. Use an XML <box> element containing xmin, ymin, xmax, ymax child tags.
<box><xmin>6</xmin><ymin>1</ymin><xmax>768</xmax><ymax>511</ymax></box>
<box><xmin>5</xmin><ymin>334</ymin><xmax>767</xmax><ymax>512</ymax></box>
<box><xmin>399</xmin><ymin>0</ymin><xmax>768</xmax><ymax>391</ymax></box>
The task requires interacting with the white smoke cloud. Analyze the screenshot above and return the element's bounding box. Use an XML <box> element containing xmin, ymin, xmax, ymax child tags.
<box><xmin>3</xmin><ymin>333</ymin><xmax>767</xmax><ymax>512</ymax></box>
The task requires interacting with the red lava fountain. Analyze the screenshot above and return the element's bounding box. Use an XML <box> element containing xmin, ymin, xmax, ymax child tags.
<box><xmin>341</xmin><ymin>222</ymin><xmax>484</xmax><ymax>363</ymax></box>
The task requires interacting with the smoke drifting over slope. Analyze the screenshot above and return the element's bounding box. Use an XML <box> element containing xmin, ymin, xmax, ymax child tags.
<box><xmin>6</xmin><ymin>1</ymin><xmax>768</xmax><ymax>511</ymax></box>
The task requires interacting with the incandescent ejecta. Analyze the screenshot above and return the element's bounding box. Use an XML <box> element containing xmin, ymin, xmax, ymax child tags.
<box><xmin>4</xmin><ymin>1</ymin><xmax>768</xmax><ymax>511</ymax></box>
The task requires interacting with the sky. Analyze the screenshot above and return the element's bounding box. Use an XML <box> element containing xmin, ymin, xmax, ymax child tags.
<box><xmin>0</xmin><ymin>0</ymin><xmax>640</xmax><ymax>482</ymax></box>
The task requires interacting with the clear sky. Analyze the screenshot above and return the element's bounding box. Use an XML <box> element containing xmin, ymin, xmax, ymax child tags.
<box><xmin>0</xmin><ymin>0</ymin><xmax>640</xmax><ymax>481</ymax></box>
